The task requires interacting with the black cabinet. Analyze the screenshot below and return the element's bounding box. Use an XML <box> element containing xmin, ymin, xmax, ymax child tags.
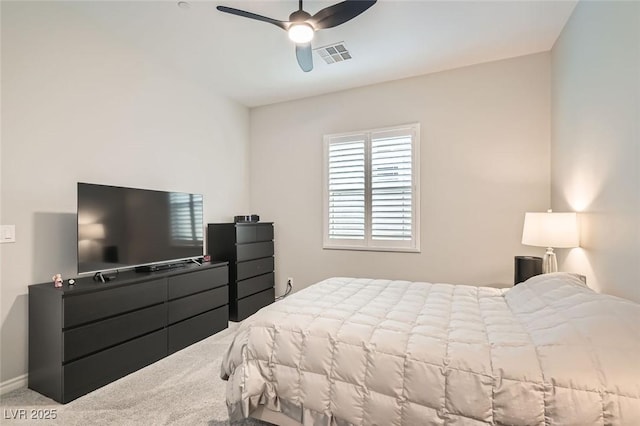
<box><xmin>207</xmin><ymin>223</ymin><xmax>275</xmax><ymax>321</ymax></box>
<box><xmin>28</xmin><ymin>262</ymin><xmax>228</xmax><ymax>403</ymax></box>
<box><xmin>514</xmin><ymin>256</ymin><xmax>543</xmax><ymax>285</ymax></box>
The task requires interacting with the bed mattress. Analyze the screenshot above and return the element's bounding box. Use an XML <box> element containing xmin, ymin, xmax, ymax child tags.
<box><xmin>221</xmin><ymin>273</ymin><xmax>640</xmax><ymax>425</ymax></box>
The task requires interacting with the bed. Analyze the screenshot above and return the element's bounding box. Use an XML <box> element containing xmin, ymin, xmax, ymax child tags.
<box><xmin>221</xmin><ymin>273</ymin><xmax>640</xmax><ymax>425</ymax></box>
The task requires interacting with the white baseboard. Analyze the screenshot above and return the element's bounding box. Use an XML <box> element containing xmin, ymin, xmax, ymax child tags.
<box><xmin>0</xmin><ymin>374</ymin><xmax>27</xmax><ymax>395</ymax></box>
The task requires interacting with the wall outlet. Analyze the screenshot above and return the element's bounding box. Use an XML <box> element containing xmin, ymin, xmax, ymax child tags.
<box><xmin>0</xmin><ymin>225</ymin><xmax>16</xmax><ymax>243</ymax></box>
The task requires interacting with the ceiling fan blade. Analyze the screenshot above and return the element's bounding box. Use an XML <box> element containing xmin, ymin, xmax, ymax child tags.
<box><xmin>216</xmin><ymin>6</ymin><xmax>289</xmax><ymax>30</ymax></box>
<box><xmin>295</xmin><ymin>43</ymin><xmax>313</xmax><ymax>72</ymax></box>
<box><xmin>309</xmin><ymin>0</ymin><xmax>376</xmax><ymax>30</ymax></box>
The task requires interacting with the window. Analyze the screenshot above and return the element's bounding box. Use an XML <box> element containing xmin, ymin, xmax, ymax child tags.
<box><xmin>169</xmin><ymin>193</ymin><xmax>203</xmax><ymax>245</ymax></box>
<box><xmin>323</xmin><ymin>123</ymin><xmax>420</xmax><ymax>252</ymax></box>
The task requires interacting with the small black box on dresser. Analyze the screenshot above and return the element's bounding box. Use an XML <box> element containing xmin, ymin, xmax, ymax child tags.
<box><xmin>207</xmin><ymin>222</ymin><xmax>275</xmax><ymax>321</ymax></box>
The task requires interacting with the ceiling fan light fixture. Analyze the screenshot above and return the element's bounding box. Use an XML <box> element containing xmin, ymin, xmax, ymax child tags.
<box><xmin>288</xmin><ymin>23</ymin><xmax>314</xmax><ymax>44</ymax></box>
<box><xmin>216</xmin><ymin>0</ymin><xmax>377</xmax><ymax>71</ymax></box>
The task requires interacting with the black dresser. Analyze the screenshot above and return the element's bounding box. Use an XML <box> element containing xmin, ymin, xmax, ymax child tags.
<box><xmin>28</xmin><ymin>262</ymin><xmax>228</xmax><ymax>403</ymax></box>
<box><xmin>207</xmin><ymin>222</ymin><xmax>275</xmax><ymax>321</ymax></box>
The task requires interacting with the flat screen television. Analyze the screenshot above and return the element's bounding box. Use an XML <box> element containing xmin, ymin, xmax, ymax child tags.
<box><xmin>77</xmin><ymin>182</ymin><xmax>204</xmax><ymax>274</ymax></box>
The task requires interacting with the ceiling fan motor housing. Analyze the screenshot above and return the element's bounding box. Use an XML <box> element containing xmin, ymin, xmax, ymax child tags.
<box><xmin>289</xmin><ymin>10</ymin><xmax>312</xmax><ymax>26</ymax></box>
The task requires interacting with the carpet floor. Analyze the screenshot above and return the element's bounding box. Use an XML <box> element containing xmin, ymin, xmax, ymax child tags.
<box><xmin>0</xmin><ymin>322</ymin><xmax>273</xmax><ymax>426</ymax></box>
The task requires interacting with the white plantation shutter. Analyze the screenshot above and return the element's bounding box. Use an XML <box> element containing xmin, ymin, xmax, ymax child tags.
<box><xmin>327</xmin><ymin>137</ymin><xmax>366</xmax><ymax>240</ymax></box>
<box><xmin>371</xmin><ymin>131</ymin><xmax>413</xmax><ymax>241</ymax></box>
<box><xmin>324</xmin><ymin>124</ymin><xmax>420</xmax><ymax>251</ymax></box>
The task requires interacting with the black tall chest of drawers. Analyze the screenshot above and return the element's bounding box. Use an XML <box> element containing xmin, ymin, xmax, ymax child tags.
<box><xmin>207</xmin><ymin>222</ymin><xmax>275</xmax><ymax>321</ymax></box>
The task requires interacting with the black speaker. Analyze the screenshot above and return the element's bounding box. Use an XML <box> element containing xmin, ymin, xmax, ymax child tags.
<box><xmin>234</xmin><ymin>214</ymin><xmax>260</xmax><ymax>223</ymax></box>
<box><xmin>514</xmin><ymin>256</ymin><xmax>543</xmax><ymax>285</ymax></box>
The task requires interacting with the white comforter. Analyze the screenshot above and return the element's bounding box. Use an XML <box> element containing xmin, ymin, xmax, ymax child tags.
<box><xmin>221</xmin><ymin>273</ymin><xmax>640</xmax><ymax>425</ymax></box>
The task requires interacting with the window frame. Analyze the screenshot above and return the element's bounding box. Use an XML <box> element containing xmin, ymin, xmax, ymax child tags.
<box><xmin>322</xmin><ymin>123</ymin><xmax>420</xmax><ymax>253</ymax></box>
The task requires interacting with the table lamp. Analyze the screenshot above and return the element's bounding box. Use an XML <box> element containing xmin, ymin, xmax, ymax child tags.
<box><xmin>521</xmin><ymin>210</ymin><xmax>579</xmax><ymax>273</ymax></box>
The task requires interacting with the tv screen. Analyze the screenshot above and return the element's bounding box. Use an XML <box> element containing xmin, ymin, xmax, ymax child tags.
<box><xmin>77</xmin><ymin>183</ymin><xmax>204</xmax><ymax>274</ymax></box>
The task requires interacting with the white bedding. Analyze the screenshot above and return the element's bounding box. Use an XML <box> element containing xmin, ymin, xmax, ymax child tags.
<box><xmin>221</xmin><ymin>273</ymin><xmax>640</xmax><ymax>425</ymax></box>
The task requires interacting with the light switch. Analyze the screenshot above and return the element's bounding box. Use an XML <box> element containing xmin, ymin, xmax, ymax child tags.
<box><xmin>1</xmin><ymin>225</ymin><xmax>16</xmax><ymax>243</ymax></box>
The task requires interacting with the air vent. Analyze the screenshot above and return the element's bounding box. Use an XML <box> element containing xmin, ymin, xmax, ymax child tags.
<box><xmin>313</xmin><ymin>42</ymin><xmax>352</xmax><ymax>65</ymax></box>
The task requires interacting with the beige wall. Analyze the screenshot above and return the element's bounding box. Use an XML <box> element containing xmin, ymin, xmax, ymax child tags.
<box><xmin>0</xmin><ymin>2</ymin><xmax>250</xmax><ymax>385</ymax></box>
<box><xmin>250</xmin><ymin>53</ymin><xmax>551</xmax><ymax>295</ymax></box>
<box><xmin>551</xmin><ymin>1</ymin><xmax>640</xmax><ymax>302</ymax></box>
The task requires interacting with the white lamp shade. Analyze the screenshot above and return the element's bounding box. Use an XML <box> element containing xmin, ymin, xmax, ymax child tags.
<box><xmin>522</xmin><ymin>212</ymin><xmax>579</xmax><ymax>248</ymax></box>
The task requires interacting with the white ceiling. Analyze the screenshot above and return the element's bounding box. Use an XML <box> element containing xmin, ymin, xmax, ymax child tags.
<box><xmin>71</xmin><ymin>0</ymin><xmax>577</xmax><ymax>107</ymax></box>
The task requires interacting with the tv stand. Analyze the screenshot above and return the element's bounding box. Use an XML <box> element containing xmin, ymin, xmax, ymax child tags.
<box><xmin>92</xmin><ymin>271</ymin><xmax>117</xmax><ymax>283</ymax></box>
<box><xmin>29</xmin><ymin>261</ymin><xmax>229</xmax><ymax>403</ymax></box>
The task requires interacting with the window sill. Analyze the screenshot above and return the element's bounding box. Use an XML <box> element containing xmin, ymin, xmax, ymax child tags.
<box><xmin>322</xmin><ymin>245</ymin><xmax>420</xmax><ymax>253</ymax></box>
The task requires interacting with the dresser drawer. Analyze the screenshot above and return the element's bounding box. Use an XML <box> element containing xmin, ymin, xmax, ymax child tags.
<box><xmin>168</xmin><ymin>286</ymin><xmax>228</xmax><ymax>324</ymax></box>
<box><xmin>63</xmin><ymin>279</ymin><xmax>166</xmax><ymax>328</ymax></box>
<box><xmin>237</xmin><ymin>273</ymin><xmax>274</xmax><ymax>299</ymax></box>
<box><xmin>167</xmin><ymin>266</ymin><xmax>228</xmax><ymax>300</ymax></box>
<box><xmin>63</xmin><ymin>304</ymin><xmax>166</xmax><ymax>362</ymax></box>
<box><xmin>62</xmin><ymin>329</ymin><xmax>166</xmax><ymax>403</ymax></box>
<box><xmin>237</xmin><ymin>288</ymin><xmax>275</xmax><ymax>321</ymax></box>
<box><xmin>237</xmin><ymin>241</ymin><xmax>274</xmax><ymax>262</ymax></box>
<box><xmin>168</xmin><ymin>305</ymin><xmax>229</xmax><ymax>354</ymax></box>
<box><xmin>237</xmin><ymin>257</ymin><xmax>274</xmax><ymax>281</ymax></box>
<box><xmin>236</xmin><ymin>224</ymin><xmax>273</xmax><ymax>244</ymax></box>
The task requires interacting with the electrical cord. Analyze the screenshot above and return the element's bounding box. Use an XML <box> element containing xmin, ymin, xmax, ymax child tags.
<box><xmin>276</xmin><ymin>280</ymin><xmax>293</xmax><ymax>300</ymax></box>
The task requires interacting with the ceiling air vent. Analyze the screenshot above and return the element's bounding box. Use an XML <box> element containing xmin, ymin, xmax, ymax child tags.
<box><xmin>313</xmin><ymin>42</ymin><xmax>352</xmax><ymax>65</ymax></box>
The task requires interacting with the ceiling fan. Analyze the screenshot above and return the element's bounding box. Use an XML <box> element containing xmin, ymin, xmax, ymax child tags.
<box><xmin>216</xmin><ymin>0</ymin><xmax>377</xmax><ymax>72</ymax></box>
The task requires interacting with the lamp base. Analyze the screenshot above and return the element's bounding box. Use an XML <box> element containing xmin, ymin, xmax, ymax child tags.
<box><xmin>542</xmin><ymin>247</ymin><xmax>557</xmax><ymax>273</ymax></box>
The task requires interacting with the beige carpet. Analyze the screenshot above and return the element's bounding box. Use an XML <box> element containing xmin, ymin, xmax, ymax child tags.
<box><xmin>0</xmin><ymin>323</ymin><xmax>272</xmax><ymax>426</ymax></box>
